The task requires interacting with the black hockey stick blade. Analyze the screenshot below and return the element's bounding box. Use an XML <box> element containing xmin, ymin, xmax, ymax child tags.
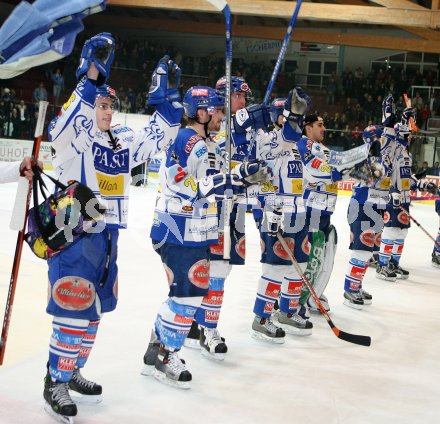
<box><xmin>335</xmin><ymin>328</ymin><xmax>371</xmax><ymax>346</ymax></box>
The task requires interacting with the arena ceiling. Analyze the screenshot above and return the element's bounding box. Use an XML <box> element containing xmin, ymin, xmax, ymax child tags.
<box><xmin>1</xmin><ymin>0</ymin><xmax>440</xmax><ymax>53</ymax></box>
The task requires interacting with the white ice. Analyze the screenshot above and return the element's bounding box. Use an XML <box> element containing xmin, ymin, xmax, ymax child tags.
<box><xmin>0</xmin><ymin>181</ymin><xmax>439</xmax><ymax>424</ymax></box>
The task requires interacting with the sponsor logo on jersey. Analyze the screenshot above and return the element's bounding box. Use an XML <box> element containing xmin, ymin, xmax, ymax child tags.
<box><xmin>288</xmin><ymin>299</ymin><xmax>299</xmax><ymax>310</ymax></box>
<box><xmin>195</xmin><ymin>145</ymin><xmax>207</xmax><ymax>158</ymax></box>
<box><xmin>379</xmin><ymin>177</ymin><xmax>391</xmax><ymax>190</ymax></box>
<box><xmin>235</xmin><ymin>235</ymin><xmax>246</xmax><ymax>259</ymax></box>
<box><xmin>58</xmin><ymin>357</ymin><xmax>77</xmax><ymax>372</ymax></box>
<box><xmin>93</xmin><ymin>143</ymin><xmax>129</xmax><ymax>174</ymax></box>
<box><xmin>55</xmin><ymin>341</ymin><xmax>78</xmax><ymax>351</ymax></box>
<box><xmin>310</xmin><ymin>158</ymin><xmax>322</xmax><ymax>169</ymax></box>
<box><xmin>52</xmin><ymin>277</ymin><xmax>95</xmax><ymax>311</ymax></box>
<box><xmin>205</xmin><ymin>291</ymin><xmax>224</xmax><ymax>305</ymax></box>
<box><xmin>401</xmin><ymin>179</ymin><xmax>410</xmax><ymax>190</ymax></box>
<box><xmin>400</xmin><ymin>166</ymin><xmax>411</xmax><ymax>178</ymax></box>
<box><xmin>210</xmin><ymin>232</ymin><xmax>224</xmax><ymax>256</ymax></box>
<box><xmin>350</xmin><ymin>265</ymin><xmax>366</xmax><ymax>280</ymax></box>
<box><xmin>63</xmin><ymin>93</ymin><xmax>76</xmax><ymax>110</ymax></box>
<box><xmin>287</xmin><ymin>281</ymin><xmax>302</xmax><ymax>295</ymax></box>
<box><xmin>383</xmin><ymin>243</ymin><xmax>393</xmax><ymax>254</ymax></box>
<box><xmin>287</xmin><ymin>160</ymin><xmax>302</xmax><ymax>178</ymax></box>
<box><xmin>174</xmin><ymin>314</ymin><xmax>193</xmax><ymax>325</ymax></box>
<box><xmin>188</xmin><ymin>259</ymin><xmax>210</xmax><ymax>289</ymax></box>
<box><xmin>360</xmin><ymin>230</ymin><xmax>375</xmax><ymax>247</ymax></box>
<box><xmin>265</xmin><ymin>282</ymin><xmax>281</xmax><ymax>298</ymax></box>
<box><xmin>273</xmin><ymin>237</ymin><xmax>294</xmax><ymax>260</ymax></box>
<box><xmin>79</xmin><ymin>347</ymin><xmax>91</xmax><ymax>358</ymax></box>
<box><xmin>398</xmin><ymin>210</ymin><xmax>410</xmax><ymax>225</ymax></box>
<box><xmin>184</xmin><ymin>134</ymin><xmax>203</xmax><ymax>153</ymax></box>
<box><xmin>113</xmin><ymin>126</ymin><xmax>130</xmax><ymax>134</ymax></box>
<box><xmin>349</xmin><ymin>281</ymin><xmax>361</xmax><ymax>291</ymax></box>
<box><xmin>96</xmin><ymin>172</ymin><xmax>124</xmax><ymax>196</ymax></box>
<box><xmin>163</xmin><ymin>264</ymin><xmax>174</xmax><ymax>286</ymax></box>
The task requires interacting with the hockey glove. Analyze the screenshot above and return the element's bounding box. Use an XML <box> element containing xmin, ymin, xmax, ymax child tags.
<box><xmin>233</xmin><ymin>104</ymin><xmax>271</xmax><ymax>134</ymax></box>
<box><xmin>232</xmin><ymin>160</ymin><xmax>272</xmax><ymax>187</ymax></box>
<box><xmin>148</xmin><ymin>56</ymin><xmax>182</xmax><ymax>105</ymax></box>
<box><xmin>283</xmin><ymin>87</ymin><xmax>311</xmax><ymax>131</ymax></box>
<box><xmin>382</xmin><ymin>94</ymin><xmax>396</xmax><ymax>128</ymax></box>
<box><xmin>198</xmin><ymin>173</ymin><xmax>243</xmax><ymax>203</ymax></box>
<box><xmin>76</xmin><ymin>33</ymin><xmax>115</xmax><ymax>85</ymax></box>
<box><xmin>262</xmin><ymin>206</ymin><xmax>283</xmax><ymax>236</ymax></box>
<box><xmin>389</xmin><ymin>190</ymin><xmax>402</xmax><ymax>208</ymax></box>
<box><xmin>370</xmin><ymin>160</ymin><xmax>385</xmax><ymax>179</ymax></box>
<box><xmin>418</xmin><ymin>180</ymin><xmax>439</xmax><ymax>195</ymax></box>
<box><xmin>347</xmin><ymin>160</ymin><xmax>373</xmax><ymax>183</ymax></box>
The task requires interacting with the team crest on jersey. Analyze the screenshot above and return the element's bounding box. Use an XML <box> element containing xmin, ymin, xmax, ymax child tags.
<box><xmin>235</xmin><ymin>236</ymin><xmax>246</xmax><ymax>259</ymax></box>
<box><xmin>398</xmin><ymin>210</ymin><xmax>410</xmax><ymax>225</ymax></box>
<box><xmin>188</xmin><ymin>259</ymin><xmax>210</xmax><ymax>289</ymax></box>
<box><xmin>52</xmin><ymin>277</ymin><xmax>95</xmax><ymax>311</ymax></box>
<box><xmin>273</xmin><ymin>237</ymin><xmax>294</xmax><ymax>260</ymax></box>
<box><xmin>360</xmin><ymin>230</ymin><xmax>375</xmax><ymax>247</ymax></box>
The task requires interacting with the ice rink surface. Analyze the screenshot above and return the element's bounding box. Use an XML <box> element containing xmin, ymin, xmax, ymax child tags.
<box><xmin>0</xmin><ymin>180</ymin><xmax>439</xmax><ymax>424</ymax></box>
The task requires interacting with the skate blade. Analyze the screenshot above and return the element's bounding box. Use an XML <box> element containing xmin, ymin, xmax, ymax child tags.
<box><xmin>44</xmin><ymin>402</ymin><xmax>75</xmax><ymax>424</ymax></box>
<box><xmin>251</xmin><ymin>330</ymin><xmax>285</xmax><ymax>344</ymax></box>
<box><xmin>396</xmin><ymin>274</ymin><xmax>409</xmax><ymax>280</ymax></box>
<box><xmin>140</xmin><ymin>364</ymin><xmax>155</xmax><ymax>376</ymax></box>
<box><xmin>362</xmin><ymin>299</ymin><xmax>372</xmax><ymax>305</ymax></box>
<box><xmin>200</xmin><ymin>348</ymin><xmax>226</xmax><ymax>362</ymax></box>
<box><xmin>343</xmin><ymin>299</ymin><xmax>364</xmax><ymax>310</ymax></box>
<box><xmin>183</xmin><ymin>338</ymin><xmax>202</xmax><ymax>350</ymax></box>
<box><xmin>69</xmin><ymin>391</ymin><xmax>102</xmax><ymax>404</ymax></box>
<box><xmin>152</xmin><ymin>369</ymin><xmax>191</xmax><ymax>390</ymax></box>
<box><xmin>376</xmin><ymin>274</ymin><xmax>397</xmax><ymax>282</ymax></box>
<box><xmin>277</xmin><ymin>323</ymin><xmax>312</xmax><ymax>337</ymax></box>
<box><xmin>432</xmin><ymin>262</ymin><xmax>440</xmax><ymax>268</ymax></box>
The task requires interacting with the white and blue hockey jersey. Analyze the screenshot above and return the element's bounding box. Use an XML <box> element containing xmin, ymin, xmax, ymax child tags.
<box><xmin>48</xmin><ymin>77</ymin><xmax>182</xmax><ymax>229</ymax></box>
<box><xmin>150</xmin><ymin>127</ymin><xmax>224</xmax><ymax>246</ymax></box>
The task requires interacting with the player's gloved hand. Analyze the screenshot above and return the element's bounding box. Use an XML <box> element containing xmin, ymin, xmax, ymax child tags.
<box><xmin>382</xmin><ymin>94</ymin><xmax>396</xmax><ymax>128</ymax></box>
<box><xmin>389</xmin><ymin>190</ymin><xmax>402</xmax><ymax>208</ymax></box>
<box><xmin>148</xmin><ymin>56</ymin><xmax>182</xmax><ymax>105</ymax></box>
<box><xmin>198</xmin><ymin>173</ymin><xmax>243</xmax><ymax>203</ymax></box>
<box><xmin>369</xmin><ymin>160</ymin><xmax>385</xmax><ymax>179</ymax></box>
<box><xmin>283</xmin><ymin>87</ymin><xmax>311</xmax><ymax>131</ymax></box>
<box><xmin>418</xmin><ymin>180</ymin><xmax>439</xmax><ymax>195</ymax></box>
<box><xmin>401</xmin><ymin>107</ymin><xmax>414</xmax><ymax>127</ymax></box>
<box><xmin>233</xmin><ymin>104</ymin><xmax>271</xmax><ymax>134</ymax></box>
<box><xmin>345</xmin><ymin>160</ymin><xmax>373</xmax><ymax>183</ymax></box>
<box><xmin>262</xmin><ymin>206</ymin><xmax>283</xmax><ymax>236</ymax></box>
<box><xmin>331</xmin><ymin>166</ymin><xmax>354</xmax><ymax>182</ymax></box>
<box><xmin>232</xmin><ymin>159</ymin><xmax>272</xmax><ymax>186</ymax></box>
<box><xmin>76</xmin><ymin>32</ymin><xmax>115</xmax><ymax>84</ymax></box>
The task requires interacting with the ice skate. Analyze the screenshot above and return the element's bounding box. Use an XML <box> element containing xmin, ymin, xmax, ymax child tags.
<box><xmin>68</xmin><ymin>368</ymin><xmax>102</xmax><ymax>404</ymax></box>
<box><xmin>44</xmin><ymin>373</ymin><xmax>77</xmax><ymax>424</ymax></box>
<box><xmin>432</xmin><ymin>253</ymin><xmax>440</xmax><ymax>268</ymax></box>
<box><xmin>199</xmin><ymin>327</ymin><xmax>228</xmax><ymax>361</ymax></box>
<box><xmin>388</xmin><ymin>262</ymin><xmax>409</xmax><ymax>279</ymax></box>
<box><xmin>343</xmin><ymin>291</ymin><xmax>364</xmax><ymax>310</ymax></box>
<box><xmin>183</xmin><ymin>321</ymin><xmax>201</xmax><ymax>349</ymax></box>
<box><xmin>306</xmin><ymin>293</ymin><xmax>330</xmax><ymax>314</ymax></box>
<box><xmin>275</xmin><ymin>307</ymin><xmax>313</xmax><ymax>336</ymax></box>
<box><xmin>376</xmin><ymin>264</ymin><xmax>397</xmax><ymax>282</ymax></box>
<box><xmin>360</xmin><ymin>288</ymin><xmax>372</xmax><ymax>305</ymax></box>
<box><xmin>141</xmin><ymin>330</ymin><xmax>161</xmax><ymax>376</ymax></box>
<box><xmin>153</xmin><ymin>346</ymin><xmax>192</xmax><ymax>390</ymax></box>
<box><xmin>368</xmin><ymin>252</ymin><xmax>378</xmax><ymax>268</ymax></box>
<box><xmin>251</xmin><ymin>315</ymin><xmax>285</xmax><ymax>344</ymax></box>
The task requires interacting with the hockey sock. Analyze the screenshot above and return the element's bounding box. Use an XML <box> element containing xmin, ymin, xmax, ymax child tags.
<box><xmin>48</xmin><ymin>317</ymin><xmax>89</xmax><ymax>382</ymax></box>
<box><xmin>344</xmin><ymin>250</ymin><xmax>371</xmax><ymax>293</ymax></box>
<box><xmin>156</xmin><ymin>296</ymin><xmax>203</xmax><ymax>350</ymax></box>
<box><xmin>253</xmin><ymin>276</ymin><xmax>281</xmax><ymax>318</ymax></box>
<box><xmin>279</xmin><ymin>276</ymin><xmax>303</xmax><ymax>315</ymax></box>
<box><xmin>194</xmin><ymin>277</ymin><xmax>225</xmax><ymax>328</ymax></box>
<box><xmin>76</xmin><ymin>320</ymin><xmax>100</xmax><ymax>369</ymax></box>
<box><xmin>390</xmin><ymin>238</ymin><xmax>405</xmax><ymax>265</ymax></box>
<box><xmin>378</xmin><ymin>238</ymin><xmax>393</xmax><ymax>267</ymax></box>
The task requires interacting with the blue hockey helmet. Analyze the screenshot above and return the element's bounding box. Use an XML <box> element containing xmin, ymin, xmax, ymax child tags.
<box><xmin>270</xmin><ymin>98</ymin><xmax>286</xmax><ymax>123</ymax></box>
<box><xmin>96</xmin><ymin>84</ymin><xmax>119</xmax><ymax>112</ymax></box>
<box><xmin>183</xmin><ymin>86</ymin><xmax>224</xmax><ymax>119</ymax></box>
<box><xmin>215</xmin><ymin>76</ymin><xmax>252</xmax><ymax>99</ymax></box>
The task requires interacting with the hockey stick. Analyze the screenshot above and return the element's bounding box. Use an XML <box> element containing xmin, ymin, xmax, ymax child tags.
<box><xmin>0</xmin><ymin>100</ymin><xmax>48</xmax><ymax>365</ymax></box>
<box><xmin>247</xmin><ymin>0</ymin><xmax>302</xmax><ymax>159</ymax></box>
<box><xmin>275</xmin><ymin>232</ymin><xmax>371</xmax><ymax>347</ymax></box>
<box><xmin>262</xmin><ymin>0</ymin><xmax>302</xmax><ymax>106</ymax></box>
<box><xmin>399</xmin><ymin>204</ymin><xmax>440</xmax><ymax>249</ymax></box>
<box><xmin>208</xmin><ymin>0</ymin><xmax>233</xmax><ymax>259</ymax></box>
<box><xmin>403</xmin><ymin>93</ymin><xmax>418</xmax><ymax>132</ymax></box>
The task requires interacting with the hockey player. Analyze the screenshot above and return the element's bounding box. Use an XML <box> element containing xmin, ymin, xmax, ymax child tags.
<box><xmin>433</xmin><ymin>199</ymin><xmax>440</xmax><ymax>268</ymax></box>
<box><xmin>143</xmin><ymin>86</ymin><xmax>268</xmax><ymax>388</ymax></box>
<box><xmin>43</xmin><ymin>33</ymin><xmax>183</xmax><ymax>422</ymax></box>
<box><xmin>241</xmin><ymin>87</ymin><xmax>313</xmax><ymax>341</ymax></box>
<box><xmin>376</xmin><ymin>128</ymin><xmax>438</xmax><ymax>280</ymax></box>
<box><xmin>343</xmin><ymin>95</ymin><xmax>409</xmax><ymax>309</ymax></box>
